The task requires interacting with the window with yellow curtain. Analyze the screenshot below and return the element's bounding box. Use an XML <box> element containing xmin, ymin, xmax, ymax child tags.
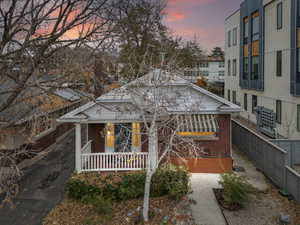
<box><xmin>105</xmin><ymin>123</ymin><xmax>115</xmax><ymax>148</ymax></box>
<box><xmin>132</xmin><ymin>123</ymin><xmax>141</xmax><ymax>147</ymax></box>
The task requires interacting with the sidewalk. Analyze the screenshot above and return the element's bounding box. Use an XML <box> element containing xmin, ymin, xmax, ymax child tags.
<box><xmin>189</xmin><ymin>173</ymin><xmax>227</xmax><ymax>225</ymax></box>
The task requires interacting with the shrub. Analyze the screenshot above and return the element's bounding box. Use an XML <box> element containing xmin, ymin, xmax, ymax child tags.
<box><xmin>67</xmin><ymin>165</ymin><xmax>190</xmax><ymax>203</ymax></box>
<box><xmin>65</xmin><ymin>179</ymin><xmax>102</xmax><ymax>200</ymax></box>
<box><xmin>219</xmin><ymin>173</ymin><xmax>255</xmax><ymax>207</ymax></box>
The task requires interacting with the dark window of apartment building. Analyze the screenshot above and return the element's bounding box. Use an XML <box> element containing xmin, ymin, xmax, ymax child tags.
<box><xmin>252</xmin><ymin>12</ymin><xmax>260</xmax><ymax>41</ymax></box>
<box><xmin>228</xmin><ymin>30</ymin><xmax>231</xmax><ymax>47</ymax></box>
<box><xmin>276</xmin><ymin>100</ymin><xmax>282</xmax><ymax>124</ymax></box>
<box><xmin>251</xmin><ymin>56</ymin><xmax>259</xmax><ymax>80</ymax></box>
<box><xmin>228</xmin><ymin>60</ymin><xmax>231</xmax><ymax>76</ymax></box>
<box><xmin>297</xmin><ymin>105</ymin><xmax>300</xmax><ymax>132</ymax></box>
<box><xmin>232</xmin><ymin>91</ymin><xmax>237</xmax><ymax>104</ymax></box>
<box><xmin>233</xmin><ymin>27</ymin><xmax>237</xmax><ymax>46</ymax></box>
<box><xmin>232</xmin><ymin>59</ymin><xmax>237</xmax><ymax>76</ymax></box>
<box><xmin>252</xmin><ymin>95</ymin><xmax>257</xmax><ymax>113</ymax></box>
<box><xmin>243</xmin><ymin>17</ymin><xmax>249</xmax><ymax>44</ymax></box>
<box><xmin>277</xmin><ymin>2</ymin><xmax>283</xmax><ymax>30</ymax></box>
<box><xmin>228</xmin><ymin>90</ymin><xmax>231</xmax><ymax>101</ymax></box>
<box><xmin>202</xmin><ymin>71</ymin><xmax>209</xmax><ymax>76</ymax></box>
<box><xmin>200</xmin><ymin>62</ymin><xmax>209</xmax><ymax>67</ymax></box>
<box><xmin>219</xmin><ymin>71</ymin><xmax>225</xmax><ymax>76</ymax></box>
<box><xmin>219</xmin><ymin>61</ymin><xmax>224</xmax><ymax>68</ymax></box>
<box><xmin>243</xmin><ymin>57</ymin><xmax>248</xmax><ymax>80</ymax></box>
<box><xmin>244</xmin><ymin>93</ymin><xmax>248</xmax><ymax>111</ymax></box>
<box><xmin>276</xmin><ymin>50</ymin><xmax>282</xmax><ymax>76</ymax></box>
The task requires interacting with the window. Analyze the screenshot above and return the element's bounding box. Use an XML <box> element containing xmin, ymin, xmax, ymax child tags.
<box><xmin>277</xmin><ymin>2</ymin><xmax>283</xmax><ymax>30</ymax></box>
<box><xmin>228</xmin><ymin>30</ymin><xmax>231</xmax><ymax>47</ymax></box>
<box><xmin>243</xmin><ymin>17</ymin><xmax>249</xmax><ymax>44</ymax></box>
<box><xmin>297</xmin><ymin>105</ymin><xmax>300</xmax><ymax>132</ymax></box>
<box><xmin>233</xmin><ymin>27</ymin><xmax>238</xmax><ymax>46</ymax></box>
<box><xmin>244</xmin><ymin>93</ymin><xmax>248</xmax><ymax>111</ymax></box>
<box><xmin>218</xmin><ymin>71</ymin><xmax>225</xmax><ymax>76</ymax></box>
<box><xmin>252</xmin><ymin>12</ymin><xmax>259</xmax><ymax>41</ymax></box>
<box><xmin>228</xmin><ymin>90</ymin><xmax>231</xmax><ymax>101</ymax></box>
<box><xmin>219</xmin><ymin>62</ymin><xmax>225</xmax><ymax>68</ymax></box>
<box><xmin>232</xmin><ymin>91</ymin><xmax>237</xmax><ymax>104</ymax></box>
<box><xmin>251</xmin><ymin>56</ymin><xmax>259</xmax><ymax>80</ymax></box>
<box><xmin>227</xmin><ymin>60</ymin><xmax>231</xmax><ymax>76</ymax></box>
<box><xmin>297</xmin><ymin>28</ymin><xmax>300</xmax><ymax>83</ymax></box>
<box><xmin>276</xmin><ymin>50</ymin><xmax>282</xmax><ymax>76</ymax></box>
<box><xmin>243</xmin><ymin>57</ymin><xmax>249</xmax><ymax>80</ymax></box>
<box><xmin>105</xmin><ymin>123</ymin><xmax>115</xmax><ymax>148</ymax></box>
<box><xmin>252</xmin><ymin>95</ymin><xmax>257</xmax><ymax>113</ymax></box>
<box><xmin>200</xmin><ymin>62</ymin><xmax>209</xmax><ymax>68</ymax></box>
<box><xmin>276</xmin><ymin>100</ymin><xmax>282</xmax><ymax>124</ymax></box>
<box><xmin>132</xmin><ymin>123</ymin><xmax>141</xmax><ymax>148</ymax></box>
<box><xmin>202</xmin><ymin>71</ymin><xmax>209</xmax><ymax>76</ymax></box>
<box><xmin>232</xmin><ymin>59</ymin><xmax>237</xmax><ymax>76</ymax></box>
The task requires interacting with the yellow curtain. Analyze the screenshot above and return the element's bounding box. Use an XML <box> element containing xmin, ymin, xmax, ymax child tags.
<box><xmin>132</xmin><ymin>123</ymin><xmax>141</xmax><ymax>147</ymax></box>
<box><xmin>106</xmin><ymin>123</ymin><xmax>115</xmax><ymax>147</ymax></box>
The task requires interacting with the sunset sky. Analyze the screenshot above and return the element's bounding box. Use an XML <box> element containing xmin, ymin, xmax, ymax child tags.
<box><xmin>164</xmin><ymin>0</ymin><xmax>242</xmax><ymax>53</ymax></box>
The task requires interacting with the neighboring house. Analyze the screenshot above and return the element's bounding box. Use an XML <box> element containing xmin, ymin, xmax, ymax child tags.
<box><xmin>183</xmin><ymin>56</ymin><xmax>225</xmax><ymax>86</ymax></box>
<box><xmin>225</xmin><ymin>0</ymin><xmax>300</xmax><ymax>139</ymax></box>
<box><xmin>0</xmin><ymin>81</ymin><xmax>90</xmax><ymax>151</ymax></box>
<box><xmin>58</xmin><ymin>70</ymin><xmax>241</xmax><ymax>173</ymax></box>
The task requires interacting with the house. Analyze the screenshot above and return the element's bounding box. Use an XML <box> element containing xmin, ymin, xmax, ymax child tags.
<box><xmin>183</xmin><ymin>55</ymin><xmax>225</xmax><ymax>86</ymax></box>
<box><xmin>225</xmin><ymin>0</ymin><xmax>300</xmax><ymax>139</ymax></box>
<box><xmin>57</xmin><ymin>70</ymin><xmax>241</xmax><ymax>173</ymax></box>
<box><xmin>0</xmin><ymin>79</ymin><xmax>90</xmax><ymax>152</ymax></box>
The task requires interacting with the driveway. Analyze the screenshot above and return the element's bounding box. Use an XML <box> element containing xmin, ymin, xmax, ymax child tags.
<box><xmin>0</xmin><ymin>130</ymin><xmax>75</xmax><ymax>225</ymax></box>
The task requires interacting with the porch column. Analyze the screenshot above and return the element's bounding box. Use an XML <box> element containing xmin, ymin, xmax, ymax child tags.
<box><xmin>148</xmin><ymin>123</ymin><xmax>158</xmax><ymax>170</ymax></box>
<box><xmin>75</xmin><ymin>123</ymin><xmax>81</xmax><ymax>172</ymax></box>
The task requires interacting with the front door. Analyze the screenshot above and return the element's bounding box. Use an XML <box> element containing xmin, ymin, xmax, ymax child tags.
<box><xmin>115</xmin><ymin>123</ymin><xmax>132</xmax><ymax>152</ymax></box>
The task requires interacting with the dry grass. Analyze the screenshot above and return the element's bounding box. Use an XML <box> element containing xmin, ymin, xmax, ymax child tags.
<box><xmin>43</xmin><ymin>196</ymin><xmax>193</xmax><ymax>225</ymax></box>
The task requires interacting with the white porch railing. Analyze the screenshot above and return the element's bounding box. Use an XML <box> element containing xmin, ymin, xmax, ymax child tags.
<box><xmin>80</xmin><ymin>152</ymin><xmax>149</xmax><ymax>172</ymax></box>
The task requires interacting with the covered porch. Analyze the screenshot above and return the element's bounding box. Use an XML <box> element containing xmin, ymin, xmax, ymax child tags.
<box><xmin>75</xmin><ymin>122</ymin><xmax>151</xmax><ymax>172</ymax></box>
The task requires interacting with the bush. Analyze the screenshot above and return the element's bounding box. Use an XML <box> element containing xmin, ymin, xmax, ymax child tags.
<box><xmin>151</xmin><ymin>165</ymin><xmax>190</xmax><ymax>200</ymax></box>
<box><xmin>65</xmin><ymin>179</ymin><xmax>102</xmax><ymax>200</ymax></box>
<box><xmin>219</xmin><ymin>173</ymin><xmax>255</xmax><ymax>207</ymax></box>
<box><xmin>67</xmin><ymin>165</ymin><xmax>190</xmax><ymax>203</ymax></box>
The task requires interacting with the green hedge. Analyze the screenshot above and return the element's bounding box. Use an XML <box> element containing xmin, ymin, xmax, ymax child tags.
<box><xmin>66</xmin><ymin>165</ymin><xmax>190</xmax><ymax>202</ymax></box>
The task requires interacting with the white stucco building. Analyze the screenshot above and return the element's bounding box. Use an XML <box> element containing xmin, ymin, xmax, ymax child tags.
<box><xmin>184</xmin><ymin>56</ymin><xmax>225</xmax><ymax>86</ymax></box>
<box><xmin>225</xmin><ymin>0</ymin><xmax>300</xmax><ymax>139</ymax></box>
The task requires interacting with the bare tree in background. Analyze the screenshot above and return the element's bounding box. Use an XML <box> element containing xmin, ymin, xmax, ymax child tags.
<box><xmin>0</xmin><ymin>0</ymin><xmax>117</xmax><ymax>207</ymax></box>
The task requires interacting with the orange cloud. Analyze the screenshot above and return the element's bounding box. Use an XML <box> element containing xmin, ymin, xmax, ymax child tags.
<box><xmin>167</xmin><ymin>12</ymin><xmax>186</xmax><ymax>22</ymax></box>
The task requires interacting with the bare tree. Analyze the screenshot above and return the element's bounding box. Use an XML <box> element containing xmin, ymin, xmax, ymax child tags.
<box><xmin>0</xmin><ymin>0</ymin><xmax>116</xmax><ymax>207</ymax></box>
<box><xmin>100</xmin><ymin>46</ymin><xmax>207</xmax><ymax>221</ymax></box>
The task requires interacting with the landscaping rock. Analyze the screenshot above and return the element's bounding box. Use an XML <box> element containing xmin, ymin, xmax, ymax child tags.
<box><xmin>279</xmin><ymin>213</ymin><xmax>290</xmax><ymax>225</ymax></box>
<box><xmin>233</xmin><ymin>165</ymin><xmax>246</xmax><ymax>172</ymax></box>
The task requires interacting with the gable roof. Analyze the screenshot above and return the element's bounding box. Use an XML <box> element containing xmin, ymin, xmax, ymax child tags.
<box><xmin>58</xmin><ymin>70</ymin><xmax>241</xmax><ymax>123</ymax></box>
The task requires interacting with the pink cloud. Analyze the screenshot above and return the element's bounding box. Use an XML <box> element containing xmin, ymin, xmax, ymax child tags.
<box><xmin>166</xmin><ymin>12</ymin><xmax>186</xmax><ymax>22</ymax></box>
<box><xmin>168</xmin><ymin>0</ymin><xmax>216</xmax><ymax>6</ymax></box>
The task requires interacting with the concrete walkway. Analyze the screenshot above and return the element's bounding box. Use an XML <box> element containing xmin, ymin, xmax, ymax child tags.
<box><xmin>190</xmin><ymin>173</ymin><xmax>227</xmax><ymax>225</ymax></box>
<box><xmin>232</xmin><ymin>147</ymin><xmax>268</xmax><ymax>192</ymax></box>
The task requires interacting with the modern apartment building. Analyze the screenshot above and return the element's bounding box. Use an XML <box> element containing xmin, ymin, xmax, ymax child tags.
<box><xmin>184</xmin><ymin>56</ymin><xmax>225</xmax><ymax>85</ymax></box>
<box><xmin>225</xmin><ymin>0</ymin><xmax>300</xmax><ymax>139</ymax></box>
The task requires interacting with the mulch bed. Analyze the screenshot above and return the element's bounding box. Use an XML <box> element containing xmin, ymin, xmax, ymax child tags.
<box><xmin>213</xmin><ymin>181</ymin><xmax>300</xmax><ymax>225</ymax></box>
<box><xmin>43</xmin><ymin>172</ymin><xmax>195</xmax><ymax>225</ymax></box>
<box><xmin>213</xmin><ymin>189</ymin><xmax>242</xmax><ymax>211</ymax></box>
<box><xmin>43</xmin><ymin>196</ymin><xmax>194</xmax><ymax>225</ymax></box>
